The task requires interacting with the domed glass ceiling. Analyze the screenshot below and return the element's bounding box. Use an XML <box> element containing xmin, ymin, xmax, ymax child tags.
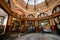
<box><xmin>23</xmin><ymin>0</ymin><xmax>45</xmax><ymax>5</ymax></box>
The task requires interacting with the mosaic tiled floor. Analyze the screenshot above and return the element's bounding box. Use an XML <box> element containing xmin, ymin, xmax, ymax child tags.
<box><xmin>15</xmin><ymin>33</ymin><xmax>60</xmax><ymax>40</ymax></box>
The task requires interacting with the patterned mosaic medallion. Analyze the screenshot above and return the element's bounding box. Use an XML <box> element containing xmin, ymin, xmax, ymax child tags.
<box><xmin>16</xmin><ymin>33</ymin><xmax>60</xmax><ymax>40</ymax></box>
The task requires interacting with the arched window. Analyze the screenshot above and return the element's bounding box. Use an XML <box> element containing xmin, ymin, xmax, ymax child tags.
<box><xmin>27</xmin><ymin>14</ymin><xmax>35</xmax><ymax>18</ymax></box>
<box><xmin>38</xmin><ymin>13</ymin><xmax>48</xmax><ymax>18</ymax></box>
<box><xmin>52</xmin><ymin>5</ymin><xmax>60</xmax><ymax>13</ymax></box>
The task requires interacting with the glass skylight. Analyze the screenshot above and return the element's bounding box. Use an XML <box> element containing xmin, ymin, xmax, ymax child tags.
<box><xmin>23</xmin><ymin>0</ymin><xmax>45</xmax><ymax>5</ymax></box>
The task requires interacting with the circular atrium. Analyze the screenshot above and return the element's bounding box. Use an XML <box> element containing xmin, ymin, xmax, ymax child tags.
<box><xmin>0</xmin><ymin>0</ymin><xmax>60</xmax><ymax>40</ymax></box>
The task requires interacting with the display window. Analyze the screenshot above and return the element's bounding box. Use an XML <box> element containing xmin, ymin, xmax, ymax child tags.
<box><xmin>38</xmin><ymin>20</ymin><xmax>51</xmax><ymax>32</ymax></box>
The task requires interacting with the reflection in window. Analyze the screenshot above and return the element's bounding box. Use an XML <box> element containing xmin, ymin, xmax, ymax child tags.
<box><xmin>38</xmin><ymin>13</ymin><xmax>48</xmax><ymax>18</ymax></box>
<box><xmin>52</xmin><ymin>5</ymin><xmax>60</xmax><ymax>13</ymax></box>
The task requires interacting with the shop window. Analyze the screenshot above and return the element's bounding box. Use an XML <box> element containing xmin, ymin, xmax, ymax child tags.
<box><xmin>38</xmin><ymin>20</ymin><xmax>51</xmax><ymax>32</ymax></box>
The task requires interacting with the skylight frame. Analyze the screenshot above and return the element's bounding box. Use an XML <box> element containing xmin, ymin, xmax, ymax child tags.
<box><xmin>23</xmin><ymin>0</ymin><xmax>45</xmax><ymax>5</ymax></box>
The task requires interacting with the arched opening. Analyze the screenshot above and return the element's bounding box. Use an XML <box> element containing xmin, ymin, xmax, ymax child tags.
<box><xmin>27</xmin><ymin>14</ymin><xmax>35</xmax><ymax>32</ymax></box>
<box><xmin>37</xmin><ymin>13</ymin><xmax>51</xmax><ymax>32</ymax></box>
<box><xmin>52</xmin><ymin>5</ymin><xmax>60</xmax><ymax>13</ymax></box>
